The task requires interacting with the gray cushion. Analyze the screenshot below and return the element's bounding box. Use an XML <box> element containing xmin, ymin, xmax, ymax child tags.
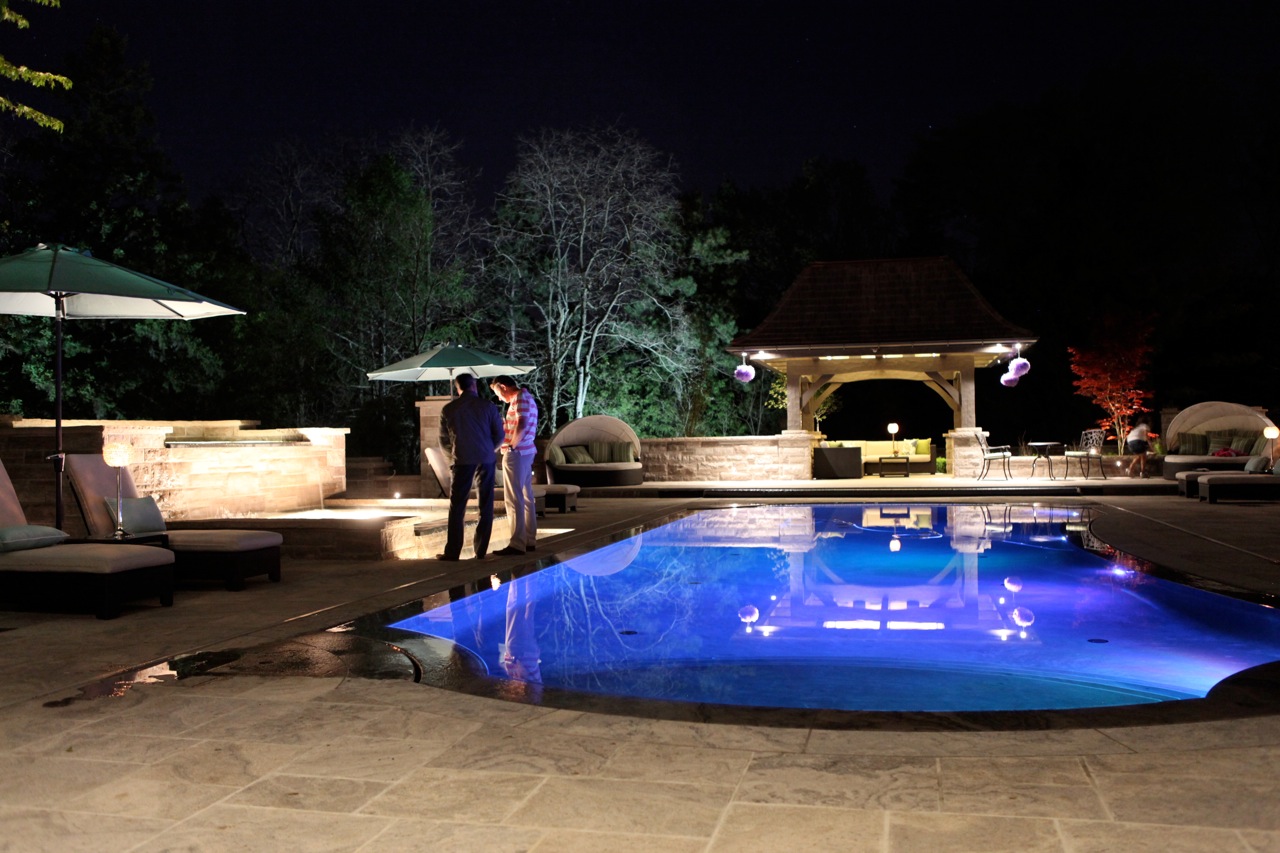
<box><xmin>0</xmin><ymin>525</ymin><xmax>70</xmax><ymax>552</ymax></box>
<box><xmin>104</xmin><ymin>496</ymin><xmax>167</xmax><ymax>535</ymax></box>
<box><xmin>165</xmin><ymin>529</ymin><xmax>283</xmax><ymax>552</ymax></box>
<box><xmin>1244</xmin><ymin>456</ymin><xmax>1269</xmax><ymax>473</ymax></box>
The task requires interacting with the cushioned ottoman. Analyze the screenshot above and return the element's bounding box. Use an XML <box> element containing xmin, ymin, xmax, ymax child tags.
<box><xmin>542</xmin><ymin>484</ymin><xmax>580</xmax><ymax>513</ymax></box>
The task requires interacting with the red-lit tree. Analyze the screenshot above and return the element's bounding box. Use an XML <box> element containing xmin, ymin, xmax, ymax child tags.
<box><xmin>1068</xmin><ymin>320</ymin><xmax>1155</xmax><ymax>444</ymax></box>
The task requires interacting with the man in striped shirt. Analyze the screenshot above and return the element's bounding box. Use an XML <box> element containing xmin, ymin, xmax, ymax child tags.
<box><xmin>490</xmin><ymin>375</ymin><xmax>539</xmax><ymax>555</ymax></box>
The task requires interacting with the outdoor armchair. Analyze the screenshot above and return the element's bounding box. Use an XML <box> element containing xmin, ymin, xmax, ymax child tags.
<box><xmin>975</xmin><ymin>432</ymin><xmax>1012</xmax><ymax>480</ymax></box>
<box><xmin>1063</xmin><ymin>429</ymin><xmax>1108</xmax><ymax>479</ymax></box>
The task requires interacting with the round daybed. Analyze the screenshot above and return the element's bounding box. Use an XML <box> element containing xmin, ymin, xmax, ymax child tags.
<box><xmin>543</xmin><ymin>415</ymin><xmax>644</xmax><ymax>487</ymax></box>
<box><xmin>1161</xmin><ymin>401</ymin><xmax>1276</xmax><ymax>480</ymax></box>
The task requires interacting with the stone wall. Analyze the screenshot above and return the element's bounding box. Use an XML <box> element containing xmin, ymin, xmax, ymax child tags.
<box><xmin>639</xmin><ymin>431</ymin><xmax>816</xmax><ymax>481</ymax></box>
<box><xmin>0</xmin><ymin>418</ymin><xmax>348</xmax><ymax>533</ymax></box>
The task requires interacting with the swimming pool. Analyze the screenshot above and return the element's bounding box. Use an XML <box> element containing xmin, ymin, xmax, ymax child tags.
<box><xmin>388</xmin><ymin>503</ymin><xmax>1280</xmax><ymax>712</ymax></box>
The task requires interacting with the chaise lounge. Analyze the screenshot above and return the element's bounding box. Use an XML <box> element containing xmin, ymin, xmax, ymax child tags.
<box><xmin>66</xmin><ymin>454</ymin><xmax>282</xmax><ymax>591</ymax></box>
<box><xmin>0</xmin><ymin>458</ymin><xmax>174</xmax><ymax>619</ymax></box>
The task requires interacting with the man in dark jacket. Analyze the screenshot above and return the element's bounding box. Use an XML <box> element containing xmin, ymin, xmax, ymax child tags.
<box><xmin>437</xmin><ymin>372</ymin><xmax>505</xmax><ymax>560</ymax></box>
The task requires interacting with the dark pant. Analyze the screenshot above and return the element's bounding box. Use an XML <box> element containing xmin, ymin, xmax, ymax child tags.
<box><xmin>444</xmin><ymin>461</ymin><xmax>496</xmax><ymax>558</ymax></box>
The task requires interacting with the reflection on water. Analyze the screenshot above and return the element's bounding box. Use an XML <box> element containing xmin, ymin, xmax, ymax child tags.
<box><xmin>390</xmin><ymin>504</ymin><xmax>1280</xmax><ymax>712</ymax></box>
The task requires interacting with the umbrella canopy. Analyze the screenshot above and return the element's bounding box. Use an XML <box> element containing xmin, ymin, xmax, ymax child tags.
<box><xmin>368</xmin><ymin>342</ymin><xmax>535</xmax><ymax>383</ymax></box>
<box><xmin>0</xmin><ymin>243</ymin><xmax>246</xmax><ymax>528</ymax></box>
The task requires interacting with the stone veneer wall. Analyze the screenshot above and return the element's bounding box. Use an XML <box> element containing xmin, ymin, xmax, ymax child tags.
<box><xmin>639</xmin><ymin>431</ymin><xmax>816</xmax><ymax>481</ymax></box>
<box><xmin>0</xmin><ymin>418</ymin><xmax>347</xmax><ymax>534</ymax></box>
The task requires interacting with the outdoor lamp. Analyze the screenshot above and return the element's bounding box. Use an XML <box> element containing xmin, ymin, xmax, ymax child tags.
<box><xmin>889</xmin><ymin>535</ymin><xmax>901</xmax><ymax>553</ymax></box>
<box><xmin>887</xmin><ymin>422</ymin><xmax>899</xmax><ymax>456</ymax></box>
<box><xmin>102</xmin><ymin>442</ymin><xmax>132</xmax><ymax>540</ymax></box>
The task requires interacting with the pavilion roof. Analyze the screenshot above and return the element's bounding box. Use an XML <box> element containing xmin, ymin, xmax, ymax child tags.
<box><xmin>730</xmin><ymin>257</ymin><xmax>1035</xmax><ymax>363</ymax></box>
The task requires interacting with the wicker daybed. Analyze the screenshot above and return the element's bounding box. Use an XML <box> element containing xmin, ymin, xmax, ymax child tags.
<box><xmin>543</xmin><ymin>415</ymin><xmax>644</xmax><ymax>487</ymax></box>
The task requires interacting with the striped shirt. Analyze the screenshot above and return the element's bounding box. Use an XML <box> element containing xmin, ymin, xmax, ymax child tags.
<box><xmin>503</xmin><ymin>388</ymin><xmax>538</xmax><ymax>453</ymax></box>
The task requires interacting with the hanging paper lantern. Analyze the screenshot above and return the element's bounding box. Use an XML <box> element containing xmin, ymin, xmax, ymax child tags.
<box><xmin>1000</xmin><ymin>373</ymin><xmax>1019</xmax><ymax>387</ymax></box>
<box><xmin>1011</xmin><ymin>606</ymin><xmax>1036</xmax><ymax>628</ymax></box>
<box><xmin>738</xmin><ymin>605</ymin><xmax>759</xmax><ymax>624</ymax></box>
<box><xmin>1009</xmin><ymin>357</ymin><xmax>1031</xmax><ymax>377</ymax></box>
<box><xmin>734</xmin><ymin>363</ymin><xmax>756</xmax><ymax>383</ymax></box>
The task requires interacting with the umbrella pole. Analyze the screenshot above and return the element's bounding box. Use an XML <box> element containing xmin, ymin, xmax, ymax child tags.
<box><xmin>51</xmin><ymin>295</ymin><xmax>64</xmax><ymax>530</ymax></box>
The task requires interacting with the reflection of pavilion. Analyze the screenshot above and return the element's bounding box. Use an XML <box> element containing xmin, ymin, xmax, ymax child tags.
<box><xmin>770</xmin><ymin>505</ymin><xmax>998</xmax><ymax>637</ymax></box>
<box><xmin>653</xmin><ymin>505</ymin><xmax>1045</xmax><ymax>643</ymax></box>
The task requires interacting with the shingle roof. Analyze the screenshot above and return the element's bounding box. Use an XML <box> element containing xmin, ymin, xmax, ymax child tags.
<box><xmin>730</xmin><ymin>257</ymin><xmax>1034</xmax><ymax>354</ymax></box>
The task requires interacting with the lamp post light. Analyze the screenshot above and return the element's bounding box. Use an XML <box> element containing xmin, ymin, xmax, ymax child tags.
<box><xmin>102</xmin><ymin>442</ymin><xmax>132</xmax><ymax>540</ymax></box>
<box><xmin>887</xmin><ymin>422</ymin><xmax>900</xmax><ymax>456</ymax></box>
<box><xmin>1266</xmin><ymin>426</ymin><xmax>1279</xmax><ymax>470</ymax></box>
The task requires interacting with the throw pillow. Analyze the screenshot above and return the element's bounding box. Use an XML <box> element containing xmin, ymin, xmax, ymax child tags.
<box><xmin>609</xmin><ymin>441</ymin><xmax>636</xmax><ymax>463</ymax></box>
<box><xmin>915</xmin><ymin>438</ymin><xmax>931</xmax><ymax>456</ymax></box>
<box><xmin>0</xmin><ymin>524</ymin><xmax>69</xmax><ymax>552</ymax></box>
<box><xmin>1244</xmin><ymin>456</ymin><xmax>1269</xmax><ymax>473</ymax></box>
<box><xmin>102</xmin><ymin>496</ymin><xmax>167</xmax><ymax>535</ymax></box>
<box><xmin>1207</xmin><ymin>431</ymin><xmax>1233</xmax><ymax>454</ymax></box>
<box><xmin>545</xmin><ymin>443</ymin><xmax>566</xmax><ymax>466</ymax></box>
<box><xmin>1180</xmin><ymin>433</ymin><xmax>1208</xmax><ymax>455</ymax></box>
<box><xmin>1231</xmin><ymin>434</ymin><xmax>1257</xmax><ymax>453</ymax></box>
<box><xmin>562</xmin><ymin>445</ymin><xmax>595</xmax><ymax>465</ymax></box>
<box><xmin>1252</xmin><ymin>435</ymin><xmax>1270</xmax><ymax>457</ymax></box>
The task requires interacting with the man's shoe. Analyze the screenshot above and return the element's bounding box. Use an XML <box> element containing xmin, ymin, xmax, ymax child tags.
<box><xmin>435</xmin><ymin>553</ymin><xmax>461</xmax><ymax>561</ymax></box>
<box><xmin>494</xmin><ymin>546</ymin><xmax>525</xmax><ymax>557</ymax></box>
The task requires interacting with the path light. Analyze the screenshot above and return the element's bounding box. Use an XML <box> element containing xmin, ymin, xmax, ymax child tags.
<box><xmin>888</xmin><ymin>422</ymin><xmax>900</xmax><ymax>456</ymax></box>
<box><xmin>102</xmin><ymin>442</ymin><xmax>132</xmax><ymax>540</ymax></box>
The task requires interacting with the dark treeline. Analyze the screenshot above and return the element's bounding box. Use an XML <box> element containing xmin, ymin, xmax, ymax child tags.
<box><xmin>2</xmin><ymin>28</ymin><xmax>1277</xmax><ymax>471</ymax></box>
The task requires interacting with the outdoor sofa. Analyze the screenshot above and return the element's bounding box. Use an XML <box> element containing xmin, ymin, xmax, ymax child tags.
<box><xmin>0</xmin><ymin>458</ymin><xmax>174</xmax><ymax>619</ymax></box>
<box><xmin>820</xmin><ymin>439</ymin><xmax>936</xmax><ymax>476</ymax></box>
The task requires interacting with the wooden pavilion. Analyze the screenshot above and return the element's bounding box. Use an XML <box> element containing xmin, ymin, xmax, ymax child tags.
<box><xmin>730</xmin><ymin>257</ymin><xmax>1036</xmax><ymax>471</ymax></box>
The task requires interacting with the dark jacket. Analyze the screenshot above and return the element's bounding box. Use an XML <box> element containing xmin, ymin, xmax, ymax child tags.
<box><xmin>440</xmin><ymin>392</ymin><xmax>505</xmax><ymax>465</ymax></box>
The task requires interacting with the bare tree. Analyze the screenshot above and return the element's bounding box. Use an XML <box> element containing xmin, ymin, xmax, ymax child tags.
<box><xmin>491</xmin><ymin>125</ymin><xmax>690</xmax><ymax>429</ymax></box>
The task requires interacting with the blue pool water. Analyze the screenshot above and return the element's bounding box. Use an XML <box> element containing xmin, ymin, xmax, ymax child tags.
<box><xmin>389</xmin><ymin>504</ymin><xmax>1280</xmax><ymax>712</ymax></box>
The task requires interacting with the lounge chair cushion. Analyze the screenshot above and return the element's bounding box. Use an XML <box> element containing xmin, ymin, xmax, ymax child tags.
<box><xmin>0</xmin><ymin>525</ymin><xmax>70</xmax><ymax>553</ymax></box>
<box><xmin>105</xmin><ymin>496</ymin><xmax>167</xmax><ymax>536</ymax></box>
<box><xmin>545</xmin><ymin>443</ymin><xmax>566</xmax><ymax>465</ymax></box>
<box><xmin>165</xmin><ymin>529</ymin><xmax>284</xmax><ymax>553</ymax></box>
<box><xmin>0</xmin><ymin>542</ymin><xmax>175</xmax><ymax>574</ymax></box>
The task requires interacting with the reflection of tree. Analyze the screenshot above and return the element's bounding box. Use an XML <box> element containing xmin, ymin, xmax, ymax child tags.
<box><xmin>536</xmin><ymin>545</ymin><xmax>787</xmax><ymax>701</ymax></box>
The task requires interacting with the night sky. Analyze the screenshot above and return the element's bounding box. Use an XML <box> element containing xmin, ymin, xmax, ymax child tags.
<box><xmin>15</xmin><ymin>1</ymin><xmax>1272</xmax><ymax>204</ymax></box>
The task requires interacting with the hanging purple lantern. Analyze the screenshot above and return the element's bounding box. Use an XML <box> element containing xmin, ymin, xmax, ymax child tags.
<box><xmin>734</xmin><ymin>363</ymin><xmax>756</xmax><ymax>383</ymax></box>
<box><xmin>1000</xmin><ymin>373</ymin><xmax>1019</xmax><ymax>387</ymax></box>
<box><xmin>1009</xmin><ymin>357</ymin><xmax>1031</xmax><ymax>377</ymax></box>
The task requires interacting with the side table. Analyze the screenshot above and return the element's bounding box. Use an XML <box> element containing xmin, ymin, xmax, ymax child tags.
<box><xmin>1028</xmin><ymin>442</ymin><xmax>1062</xmax><ymax>479</ymax></box>
<box><xmin>877</xmin><ymin>456</ymin><xmax>910</xmax><ymax>477</ymax></box>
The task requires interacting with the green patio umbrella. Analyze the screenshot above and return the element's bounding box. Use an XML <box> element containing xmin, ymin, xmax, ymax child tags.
<box><xmin>367</xmin><ymin>342</ymin><xmax>535</xmax><ymax>384</ymax></box>
<box><xmin>0</xmin><ymin>243</ymin><xmax>245</xmax><ymax>528</ymax></box>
